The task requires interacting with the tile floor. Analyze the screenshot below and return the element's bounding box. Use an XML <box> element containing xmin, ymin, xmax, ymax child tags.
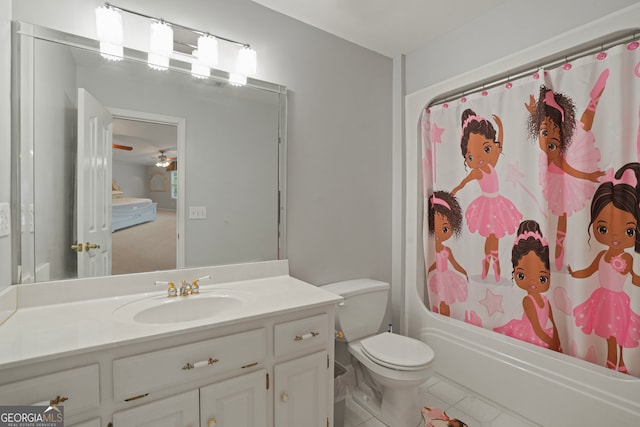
<box><xmin>342</xmin><ymin>372</ymin><xmax>540</xmax><ymax>427</ymax></box>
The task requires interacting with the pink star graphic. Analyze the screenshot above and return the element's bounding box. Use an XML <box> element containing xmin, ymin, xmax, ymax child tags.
<box><xmin>480</xmin><ymin>288</ymin><xmax>504</xmax><ymax>316</ymax></box>
<box><xmin>430</xmin><ymin>122</ymin><xmax>444</xmax><ymax>144</ymax></box>
<box><xmin>506</xmin><ymin>161</ymin><xmax>547</xmax><ymax>218</ymax></box>
<box><xmin>506</xmin><ymin>161</ymin><xmax>524</xmax><ymax>186</ymax></box>
<box><xmin>430</xmin><ymin>122</ymin><xmax>445</xmax><ymax>180</ymax></box>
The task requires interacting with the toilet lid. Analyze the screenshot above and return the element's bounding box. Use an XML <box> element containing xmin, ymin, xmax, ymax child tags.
<box><xmin>360</xmin><ymin>333</ymin><xmax>434</xmax><ymax>371</ymax></box>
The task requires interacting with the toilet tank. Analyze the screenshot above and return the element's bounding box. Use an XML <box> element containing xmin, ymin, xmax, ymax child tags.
<box><xmin>321</xmin><ymin>279</ymin><xmax>390</xmax><ymax>342</ymax></box>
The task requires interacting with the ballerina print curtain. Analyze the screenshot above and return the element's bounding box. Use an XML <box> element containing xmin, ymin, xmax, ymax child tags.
<box><xmin>422</xmin><ymin>39</ymin><xmax>640</xmax><ymax>377</ymax></box>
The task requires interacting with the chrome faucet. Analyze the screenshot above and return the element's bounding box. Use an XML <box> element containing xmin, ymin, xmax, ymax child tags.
<box><xmin>155</xmin><ymin>280</ymin><xmax>177</xmax><ymax>298</ymax></box>
<box><xmin>190</xmin><ymin>275</ymin><xmax>211</xmax><ymax>294</ymax></box>
<box><xmin>179</xmin><ymin>280</ymin><xmax>192</xmax><ymax>296</ymax></box>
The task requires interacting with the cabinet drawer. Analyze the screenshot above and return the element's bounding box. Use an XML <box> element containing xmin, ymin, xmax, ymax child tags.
<box><xmin>274</xmin><ymin>314</ymin><xmax>328</xmax><ymax>357</ymax></box>
<box><xmin>68</xmin><ymin>418</ymin><xmax>100</xmax><ymax>427</ymax></box>
<box><xmin>113</xmin><ymin>328</ymin><xmax>266</xmax><ymax>401</ymax></box>
<box><xmin>113</xmin><ymin>389</ymin><xmax>199</xmax><ymax>427</ymax></box>
<box><xmin>0</xmin><ymin>364</ymin><xmax>99</xmax><ymax>418</ymax></box>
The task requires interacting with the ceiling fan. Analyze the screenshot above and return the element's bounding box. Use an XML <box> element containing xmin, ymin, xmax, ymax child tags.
<box><xmin>113</xmin><ymin>143</ymin><xmax>133</xmax><ymax>151</ymax></box>
<box><xmin>156</xmin><ymin>150</ymin><xmax>176</xmax><ymax>168</ymax></box>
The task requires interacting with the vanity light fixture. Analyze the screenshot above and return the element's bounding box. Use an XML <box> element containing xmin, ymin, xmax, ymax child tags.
<box><xmin>148</xmin><ymin>20</ymin><xmax>173</xmax><ymax>70</ymax></box>
<box><xmin>96</xmin><ymin>3</ymin><xmax>258</xmax><ymax>86</ymax></box>
<box><xmin>95</xmin><ymin>4</ymin><xmax>123</xmax><ymax>60</ymax></box>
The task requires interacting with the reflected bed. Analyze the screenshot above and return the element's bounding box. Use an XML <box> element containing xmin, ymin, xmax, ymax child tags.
<box><xmin>112</xmin><ymin>197</ymin><xmax>157</xmax><ymax>232</ymax></box>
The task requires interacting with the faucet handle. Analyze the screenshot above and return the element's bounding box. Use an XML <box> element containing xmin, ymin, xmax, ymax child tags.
<box><xmin>155</xmin><ymin>281</ymin><xmax>177</xmax><ymax>298</ymax></box>
<box><xmin>191</xmin><ymin>275</ymin><xmax>210</xmax><ymax>294</ymax></box>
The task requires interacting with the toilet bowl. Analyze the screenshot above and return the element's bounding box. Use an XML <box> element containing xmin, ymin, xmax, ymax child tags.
<box><xmin>321</xmin><ymin>279</ymin><xmax>435</xmax><ymax>427</ymax></box>
<box><xmin>349</xmin><ymin>332</ymin><xmax>434</xmax><ymax>427</ymax></box>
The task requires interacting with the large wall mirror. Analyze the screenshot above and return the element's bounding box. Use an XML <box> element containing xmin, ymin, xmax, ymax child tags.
<box><xmin>11</xmin><ymin>22</ymin><xmax>287</xmax><ymax>284</ymax></box>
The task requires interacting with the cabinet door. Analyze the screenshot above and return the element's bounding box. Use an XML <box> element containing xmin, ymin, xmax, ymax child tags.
<box><xmin>274</xmin><ymin>351</ymin><xmax>329</xmax><ymax>427</ymax></box>
<box><xmin>112</xmin><ymin>390</ymin><xmax>199</xmax><ymax>427</ymax></box>
<box><xmin>200</xmin><ymin>370</ymin><xmax>267</xmax><ymax>427</ymax></box>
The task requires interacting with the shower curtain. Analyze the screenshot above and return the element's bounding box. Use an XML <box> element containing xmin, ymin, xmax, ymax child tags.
<box><xmin>422</xmin><ymin>39</ymin><xmax>640</xmax><ymax>377</ymax></box>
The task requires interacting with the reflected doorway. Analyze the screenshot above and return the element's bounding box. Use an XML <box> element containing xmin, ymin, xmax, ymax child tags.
<box><xmin>111</xmin><ymin>117</ymin><xmax>179</xmax><ymax>275</ymax></box>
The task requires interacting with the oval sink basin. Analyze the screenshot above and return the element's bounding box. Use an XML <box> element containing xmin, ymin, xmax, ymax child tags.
<box><xmin>114</xmin><ymin>290</ymin><xmax>250</xmax><ymax>325</ymax></box>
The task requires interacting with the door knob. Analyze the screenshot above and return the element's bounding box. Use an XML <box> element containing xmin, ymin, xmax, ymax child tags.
<box><xmin>280</xmin><ymin>392</ymin><xmax>289</xmax><ymax>402</ymax></box>
<box><xmin>84</xmin><ymin>242</ymin><xmax>101</xmax><ymax>250</ymax></box>
<box><xmin>71</xmin><ymin>243</ymin><xmax>83</xmax><ymax>252</ymax></box>
<box><xmin>208</xmin><ymin>418</ymin><xmax>217</xmax><ymax>427</ymax></box>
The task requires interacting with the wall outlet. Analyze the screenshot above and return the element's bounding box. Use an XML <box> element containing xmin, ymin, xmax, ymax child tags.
<box><xmin>189</xmin><ymin>206</ymin><xmax>207</xmax><ymax>219</ymax></box>
<box><xmin>0</xmin><ymin>202</ymin><xmax>10</xmax><ymax>237</ymax></box>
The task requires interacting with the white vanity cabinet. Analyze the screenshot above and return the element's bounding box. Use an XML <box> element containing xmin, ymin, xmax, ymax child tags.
<box><xmin>108</xmin><ymin>310</ymin><xmax>334</xmax><ymax>427</ymax></box>
<box><xmin>272</xmin><ymin>313</ymin><xmax>331</xmax><ymax>427</ymax></box>
<box><xmin>0</xmin><ymin>273</ymin><xmax>340</xmax><ymax>427</ymax></box>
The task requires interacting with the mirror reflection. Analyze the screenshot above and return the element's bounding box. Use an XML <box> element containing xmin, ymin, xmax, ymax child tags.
<box><xmin>13</xmin><ymin>23</ymin><xmax>286</xmax><ymax>284</ymax></box>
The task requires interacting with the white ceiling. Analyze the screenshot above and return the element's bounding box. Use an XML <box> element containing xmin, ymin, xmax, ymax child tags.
<box><xmin>251</xmin><ymin>0</ymin><xmax>508</xmax><ymax>57</ymax></box>
<box><xmin>113</xmin><ymin>119</ymin><xmax>177</xmax><ymax>166</ymax></box>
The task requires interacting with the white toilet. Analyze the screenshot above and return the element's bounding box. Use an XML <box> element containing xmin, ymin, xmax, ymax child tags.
<box><xmin>321</xmin><ymin>279</ymin><xmax>434</xmax><ymax>427</ymax></box>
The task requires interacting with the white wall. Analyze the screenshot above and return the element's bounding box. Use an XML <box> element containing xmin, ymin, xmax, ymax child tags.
<box><xmin>9</xmin><ymin>0</ymin><xmax>393</xmax><ymax>286</ymax></box>
<box><xmin>405</xmin><ymin>0</ymin><xmax>639</xmax><ymax>94</ymax></box>
<box><xmin>112</xmin><ymin>162</ymin><xmax>147</xmax><ymax>199</ymax></box>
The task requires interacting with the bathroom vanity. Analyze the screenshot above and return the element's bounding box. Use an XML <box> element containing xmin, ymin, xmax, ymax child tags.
<box><xmin>0</xmin><ymin>261</ymin><xmax>341</xmax><ymax>427</ymax></box>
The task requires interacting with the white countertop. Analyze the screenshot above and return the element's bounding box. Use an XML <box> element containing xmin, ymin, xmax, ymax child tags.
<box><xmin>0</xmin><ymin>275</ymin><xmax>342</xmax><ymax>369</ymax></box>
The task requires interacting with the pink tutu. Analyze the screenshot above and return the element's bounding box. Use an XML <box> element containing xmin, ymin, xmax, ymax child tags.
<box><xmin>573</xmin><ymin>288</ymin><xmax>640</xmax><ymax>348</ymax></box>
<box><xmin>538</xmin><ymin>122</ymin><xmax>601</xmax><ymax>216</ymax></box>
<box><xmin>429</xmin><ymin>249</ymin><xmax>467</xmax><ymax>305</ymax></box>
<box><xmin>465</xmin><ymin>194</ymin><xmax>522</xmax><ymax>238</ymax></box>
<box><xmin>494</xmin><ymin>295</ymin><xmax>554</xmax><ymax>349</ymax></box>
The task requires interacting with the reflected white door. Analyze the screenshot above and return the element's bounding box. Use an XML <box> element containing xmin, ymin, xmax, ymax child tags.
<box><xmin>76</xmin><ymin>88</ymin><xmax>112</xmax><ymax>277</ymax></box>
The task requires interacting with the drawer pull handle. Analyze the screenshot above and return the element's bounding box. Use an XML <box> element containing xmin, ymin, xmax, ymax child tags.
<box><xmin>32</xmin><ymin>395</ymin><xmax>69</xmax><ymax>407</ymax></box>
<box><xmin>50</xmin><ymin>396</ymin><xmax>68</xmax><ymax>406</ymax></box>
<box><xmin>294</xmin><ymin>331</ymin><xmax>319</xmax><ymax>341</ymax></box>
<box><xmin>124</xmin><ymin>393</ymin><xmax>149</xmax><ymax>402</ymax></box>
<box><xmin>280</xmin><ymin>392</ymin><xmax>289</xmax><ymax>402</ymax></box>
<box><xmin>182</xmin><ymin>357</ymin><xmax>219</xmax><ymax>370</ymax></box>
<box><xmin>208</xmin><ymin>418</ymin><xmax>217</xmax><ymax>427</ymax></box>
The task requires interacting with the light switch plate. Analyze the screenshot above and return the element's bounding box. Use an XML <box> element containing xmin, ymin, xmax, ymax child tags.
<box><xmin>189</xmin><ymin>206</ymin><xmax>207</xmax><ymax>219</ymax></box>
<box><xmin>0</xmin><ymin>202</ymin><xmax>10</xmax><ymax>237</ymax></box>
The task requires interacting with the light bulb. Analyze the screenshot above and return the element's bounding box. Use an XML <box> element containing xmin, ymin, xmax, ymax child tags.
<box><xmin>148</xmin><ymin>21</ymin><xmax>173</xmax><ymax>70</ymax></box>
<box><xmin>95</xmin><ymin>6</ymin><xmax>123</xmax><ymax>60</ymax></box>
<box><xmin>191</xmin><ymin>50</ymin><xmax>210</xmax><ymax>79</ymax></box>
<box><xmin>197</xmin><ymin>35</ymin><xmax>218</xmax><ymax>68</ymax></box>
<box><xmin>236</xmin><ymin>46</ymin><xmax>256</xmax><ymax>76</ymax></box>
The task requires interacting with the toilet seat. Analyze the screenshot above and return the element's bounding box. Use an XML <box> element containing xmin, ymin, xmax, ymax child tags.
<box><xmin>359</xmin><ymin>333</ymin><xmax>434</xmax><ymax>371</ymax></box>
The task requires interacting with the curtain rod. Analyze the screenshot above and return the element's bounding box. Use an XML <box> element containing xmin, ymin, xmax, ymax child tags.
<box><xmin>429</xmin><ymin>30</ymin><xmax>639</xmax><ymax>107</ymax></box>
<box><xmin>105</xmin><ymin>2</ymin><xmax>250</xmax><ymax>48</ymax></box>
